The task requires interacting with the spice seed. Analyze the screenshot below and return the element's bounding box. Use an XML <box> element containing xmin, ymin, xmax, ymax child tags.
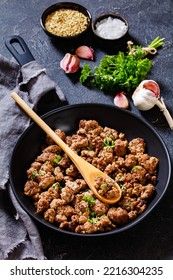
<box><xmin>45</xmin><ymin>8</ymin><xmax>89</xmax><ymax>37</ymax></box>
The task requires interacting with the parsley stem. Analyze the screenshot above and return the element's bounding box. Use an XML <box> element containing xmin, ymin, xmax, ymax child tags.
<box><xmin>147</xmin><ymin>36</ymin><xmax>165</xmax><ymax>49</ymax></box>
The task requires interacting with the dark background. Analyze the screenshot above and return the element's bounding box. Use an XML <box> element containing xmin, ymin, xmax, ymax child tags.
<box><xmin>1</xmin><ymin>0</ymin><xmax>173</xmax><ymax>259</ymax></box>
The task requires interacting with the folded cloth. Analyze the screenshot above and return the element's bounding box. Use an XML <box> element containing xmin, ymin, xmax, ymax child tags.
<box><xmin>0</xmin><ymin>55</ymin><xmax>67</xmax><ymax>259</ymax></box>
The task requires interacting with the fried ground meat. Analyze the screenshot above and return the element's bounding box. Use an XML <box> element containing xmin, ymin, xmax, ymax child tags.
<box><xmin>66</xmin><ymin>179</ymin><xmax>87</xmax><ymax>194</ymax></box>
<box><xmin>94</xmin><ymin>176</ymin><xmax>120</xmax><ymax>199</ymax></box>
<box><xmin>42</xmin><ymin>144</ymin><xmax>62</xmax><ymax>154</ymax></box>
<box><xmin>36</xmin><ymin>152</ymin><xmax>58</xmax><ymax>164</ymax></box>
<box><xmin>60</xmin><ymin>186</ymin><xmax>74</xmax><ymax>203</ymax></box>
<box><xmin>128</xmin><ymin>138</ymin><xmax>146</xmax><ymax>154</ymax></box>
<box><xmin>114</xmin><ymin>139</ymin><xmax>128</xmax><ymax>157</ymax></box>
<box><xmin>107</xmin><ymin>207</ymin><xmax>129</xmax><ymax>225</ymax></box>
<box><xmin>90</xmin><ymin>199</ymin><xmax>109</xmax><ymax>216</ymax></box>
<box><xmin>24</xmin><ymin>120</ymin><xmax>159</xmax><ymax>234</ymax></box>
<box><xmin>44</xmin><ymin>208</ymin><xmax>56</xmax><ymax>223</ymax></box>
<box><xmin>75</xmin><ymin>215</ymin><xmax>115</xmax><ymax>234</ymax></box>
<box><xmin>38</xmin><ymin>174</ymin><xmax>55</xmax><ymax>190</ymax></box>
<box><xmin>65</xmin><ymin>164</ymin><xmax>78</xmax><ymax>177</ymax></box>
<box><xmin>137</xmin><ymin>154</ymin><xmax>159</xmax><ymax>175</ymax></box>
<box><xmin>24</xmin><ymin>180</ymin><xmax>40</xmax><ymax>196</ymax></box>
<box><xmin>54</xmin><ymin>166</ymin><xmax>64</xmax><ymax>182</ymax></box>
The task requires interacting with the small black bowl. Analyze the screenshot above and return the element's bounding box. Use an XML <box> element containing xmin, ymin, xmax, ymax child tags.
<box><xmin>92</xmin><ymin>13</ymin><xmax>129</xmax><ymax>50</ymax></box>
<box><xmin>40</xmin><ymin>2</ymin><xmax>91</xmax><ymax>44</ymax></box>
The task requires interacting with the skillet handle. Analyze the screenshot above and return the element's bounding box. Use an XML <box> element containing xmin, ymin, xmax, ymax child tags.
<box><xmin>4</xmin><ymin>35</ymin><xmax>35</xmax><ymax>66</ymax></box>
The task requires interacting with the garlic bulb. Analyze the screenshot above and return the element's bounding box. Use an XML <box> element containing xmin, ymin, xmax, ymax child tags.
<box><xmin>132</xmin><ymin>80</ymin><xmax>173</xmax><ymax>129</ymax></box>
<box><xmin>132</xmin><ymin>88</ymin><xmax>157</xmax><ymax>110</ymax></box>
<box><xmin>132</xmin><ymin>80</ymin><xmax>160</xmax><ymax>110</ymax></box>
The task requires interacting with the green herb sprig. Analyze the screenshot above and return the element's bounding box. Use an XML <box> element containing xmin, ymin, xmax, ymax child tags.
<box><xmin>80</xmin><ymin>36</ymin><xmax>164</xmax><ymax>93</ymax></box>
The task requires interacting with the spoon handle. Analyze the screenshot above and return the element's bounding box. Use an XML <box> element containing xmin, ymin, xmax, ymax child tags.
<box><xmin>10</xmin><ymin>92</ymin><xmax>98</xmax><ymax>177</ymax></box>
<box><xmin>11</xmin><ymin>92</ymin><xmax>76</xmax><ymax>158</ymax></box>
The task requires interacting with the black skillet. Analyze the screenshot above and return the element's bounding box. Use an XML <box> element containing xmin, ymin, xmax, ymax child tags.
<box><xmin>6</xmin><ymin>36</ymin><xmax>172</xmax><ymax>236</ymax></box>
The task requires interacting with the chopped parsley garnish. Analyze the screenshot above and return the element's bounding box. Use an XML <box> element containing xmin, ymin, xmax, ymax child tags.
<box><xmin>52</xmin><ymin>182</ymin><xmax>60</xmax><ymax>189</ymax></box>
<box><xmin>86</xmin><ymin>146</ymin><xmax>92</xmax><ymax>150</ymax></box>
<box><xmin>31</xmin><ymin>171</ymin><xmax>37</xmax><ymax>180</ymax></box>
<box><xmin>100</xmin><ymin>184</ymin><xmax>107</xmax><ymax>190</ymax></box>
<box><xmin>116</xmin><ymin>174</ymin><xmax>123</xmax><ymax>180</ymax></box>
<box><xmin>38</xmin><ymin>170</ymin><xmax>45</xmax><ymax>176</ymax></box>
<box><xmin>104</xmin><ymin>139</ymin><xmax>115</xmax><ymax>149</ymax></box>
<box><xmin>132</xmin><ymin>165</ymin><xmax>141</xmax><ymax>170</ymax></box>
<box><xmin>83</xmin><ymin>195</ymin><xmax>96</xmax><ymax>205</ymax></box>
<box><xmin>87</xmin><ymin>217</ymin><xmax>98</xmax><ymax>224</ymax></box>
<box><xmin>54</xmin><ymin>155</ymin><xmax>62</xmax><ymax>165</ymax></box>
<box><xmin>90</xmin><ymin>211</ymin><xmax>97</xmax><ymax>218</ymax></box>
<box><xmin>119</xmin><ymin>184</ymin><xmax>126</xmax><ymax>190</ymax></box>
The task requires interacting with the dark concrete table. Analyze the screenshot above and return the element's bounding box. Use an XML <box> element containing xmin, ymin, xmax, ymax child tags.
<box><xmin>1</xmin><ymin>0</ymin><xmax>173</xmax><ymax>260</ymax></box>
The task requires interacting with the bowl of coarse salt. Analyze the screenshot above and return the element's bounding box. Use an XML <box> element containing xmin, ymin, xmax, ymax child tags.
<box><xmin>91</xmin><ymin>13</ymin><xmax>129</xmax><ymax>49</ymax></box>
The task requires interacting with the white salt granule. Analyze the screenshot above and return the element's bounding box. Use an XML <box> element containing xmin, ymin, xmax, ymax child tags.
<box><xmin>95</xmin><ymin>17</ymin><xmax>128</xmax><ymax>39</ymax></box>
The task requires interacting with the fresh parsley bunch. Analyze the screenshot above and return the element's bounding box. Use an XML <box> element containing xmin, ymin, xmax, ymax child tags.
<box><xmin>80</xmin><ymin>37</ymin><xmax>164</xmax><ymax>93</ymax></box>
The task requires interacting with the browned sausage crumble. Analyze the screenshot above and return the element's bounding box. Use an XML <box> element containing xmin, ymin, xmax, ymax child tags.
<box><xmin>94</xmin><ymin>176</ymin><xmax>120</xmax><ymax>199</ymax></box>
<box><xmin>24</xmin><ymin>120</ymin><xmax>159</xmax><ymax>234</ymax></box>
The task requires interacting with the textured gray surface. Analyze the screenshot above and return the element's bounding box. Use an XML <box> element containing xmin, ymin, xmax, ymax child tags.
<box><xmin>1</xmin><ymin>0</ymin><xmax>173</xmax><ymax>259</ymax></box>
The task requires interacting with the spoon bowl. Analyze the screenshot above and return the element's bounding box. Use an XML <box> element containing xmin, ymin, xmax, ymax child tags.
<box><xmin>11</xmin><ymin>92</ymin><xmax>122</xmax><ymax>204</ymax></box>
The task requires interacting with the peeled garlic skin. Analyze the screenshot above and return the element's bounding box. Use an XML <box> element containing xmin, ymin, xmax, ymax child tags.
<box><xmin>132</xmin><ymin>88</ymin><xmax>157</xmax><ymax>110</ymax></box>
<box><xmin>60</xmin><ymin>53</ymin><xmax>80</xmax><ymax>73</ymax></box>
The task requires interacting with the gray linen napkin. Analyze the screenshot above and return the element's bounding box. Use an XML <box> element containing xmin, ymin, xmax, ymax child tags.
<box><xmin>0</xmin><ymin>55</ymin><xmax>66</xmax><ymax>259</ymax></box>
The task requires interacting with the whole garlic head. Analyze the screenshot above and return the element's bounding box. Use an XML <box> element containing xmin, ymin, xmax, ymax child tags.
<box><xmin>132</xmin><ymin>80</ymin><xmax>160</xmax><ymax>111</ymax></box>
<box><xmin>132</xmin><ymin>88</ymin><xmax>157</xmax><ymax>110</ymax></box>
<box><xmin>132</xmin><ymin>80</ymin><xmax>173</xmax><ymax>130</ymax></box>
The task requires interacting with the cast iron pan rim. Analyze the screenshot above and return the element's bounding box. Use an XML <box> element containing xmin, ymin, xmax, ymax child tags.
<box><xmin>9</xmin><ymin>103</ymin><xmax>172</xmax><ymax>237</ymax></box>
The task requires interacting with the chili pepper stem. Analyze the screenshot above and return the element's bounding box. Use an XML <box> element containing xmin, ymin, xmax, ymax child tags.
<box><xmin>155</xmin><ymin>98</ymin><xmax>173</xmax><ymax>129</ymax></box>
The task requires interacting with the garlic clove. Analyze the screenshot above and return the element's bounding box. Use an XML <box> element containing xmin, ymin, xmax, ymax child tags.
<box><xmin>60</xmin><ymin>53</ymin><xmax>70</xmax><ymax>72</ymax></box>
<box><xmin>67</xmin><ymin>55</ymin><xmax>80</xmax><ymax>73</ymax></box>
<box><xmin>60</xmin><ymin>53</ymin><xmax>80</xmax><ymax>73</ymax></box>
<box><xmin>75</xmin><ymin>45</ymin><xmax>94</xmax><ymax>60</ymax></box>
<box><xmin>114</xmin><ymin>92</ymin><xmax>129</xmax><ymax>108</ymax></box>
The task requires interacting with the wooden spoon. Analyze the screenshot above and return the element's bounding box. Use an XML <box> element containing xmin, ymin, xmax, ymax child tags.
<box><xmin>11</xmin><ymin>92</ymin><xmax>122</xmax><ymax>204</ymax></box>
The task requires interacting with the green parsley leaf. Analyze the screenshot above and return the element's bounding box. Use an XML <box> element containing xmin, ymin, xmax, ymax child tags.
<box><xmin>79</xmin><ymin>37</ymin><xmax>164</xmax><ymax>93</ymax></box>
<box><xmin>31</xmin><ymin>171</ymin><xmax>37</xmax><ymax>180</ymax></box>
<box><xmin>132</xmin><ymin>165</ymin><xmax>141</xmax><ymax>170</ymax></box>
<box><xmin>83</xmin><ymin>195</ymin><xmax>96</xmax><ymax>205</ymax></box>
<box><xmin>54</xmin><ymin>155</ymin><xmax>62</xmax><ymax>165</ymax></box>
<box><xmin>100</xmin><ymin>184</ymin><xmax>107</xmax><ymax>190</ymax></box>
<box><xmin>52</xmin><ymin>182</ymin><xmax>60</xmax><ymax>189</ymax></box>
<box><xmin>104</xmin><ymin>139</ymin><xmax>115</xmax><ymax>149</ymax></box>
